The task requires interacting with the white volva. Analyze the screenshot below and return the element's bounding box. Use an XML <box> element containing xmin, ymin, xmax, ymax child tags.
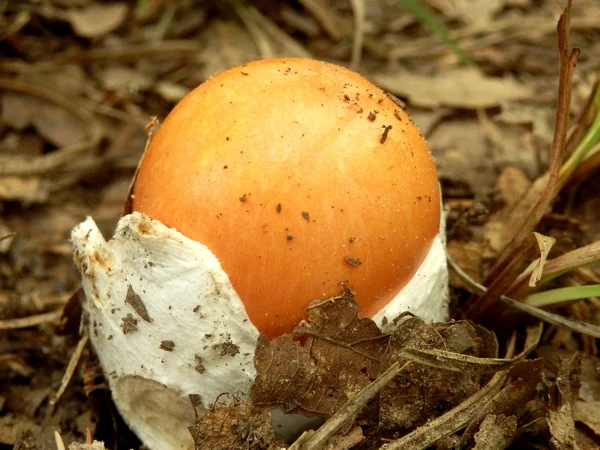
<box><xmin>72</xmin><ymin>211</ymin><xmax>448</xmax><ymax>450</ymax></box>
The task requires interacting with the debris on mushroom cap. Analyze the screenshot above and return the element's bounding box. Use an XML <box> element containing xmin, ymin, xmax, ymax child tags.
<box><xmin>132</xmin><ymin>57</ymin><xmax>445</xmax><ymax>338</ymax></box>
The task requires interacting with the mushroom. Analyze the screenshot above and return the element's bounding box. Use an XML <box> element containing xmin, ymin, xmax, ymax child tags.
<box><xmin>72</xmin><ymin>58</ymin><xmax>448</xmax><ymax>450</ymax></box>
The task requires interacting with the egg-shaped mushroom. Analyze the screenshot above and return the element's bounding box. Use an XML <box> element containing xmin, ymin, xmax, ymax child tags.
<box><xmin>72</xmin><ymin>58</ymin><xmax>448</xmax><ymax>450</ymax></box>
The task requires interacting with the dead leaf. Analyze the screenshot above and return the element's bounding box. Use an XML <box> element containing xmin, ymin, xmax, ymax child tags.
<box><xmin>188</xmin><ymin>400</ymin><xmax>276</xmax><ymax>450</ymax></box>
<box><xmin>448</xmin><ymin>0</ymin><xmax>503</xmax><ymax>30</ymax></box>
<box><xmin>68</xmin><ymin>3</ymin><xmax>129</xmax><ymax>38</ymax></box>
<box><xmin>497</xmin><ymin>102</ymin><xmax>554</xmax><ymax>142</ymax></box>
<box><xmin>251</xmin><ymin>291</ymin><xmax>386</xmax><ymax>416</ymax></box>
<box><xmin>97</xmin><ymin>66</ymin><xmax>154</xmax><ymax>93</ymax></box>
<box><xmin>379</xmin><ymin>316</ymin><xmax>484</xmax><ymax>430</ymax></box>
<box><xmin>373</xmin><ymin>67</ymin><xmax>532</xmax><ymax>109</ymax></box>
<box><xmin>447</xmin><ymin>240</ymin><xmax>486</xmax><ymax>289</ymax></box>
<box><xmin>574</xmin><ymin>401</ymin><xmax>600</xmax><ymax>436</ymax></box>
<box><xmin>472</xmin><ymin>414</ymin><xmax>517</xmax><ymax>449</ymax></box>
<box><xmin>547</xmin><ymin>354</ymin><xmax>580</xmax><ymax>449</ymax></box>
<box><xmin>196</xmin><ymin>21</ymin><xmax>260</xmax><ymax>81</ymax></box>
<box><xmin>1</xmin><ymin>93</ymin><xmax>86</xmax><ymax>148</ymax></box>
<box><xmin>0</xmin><ymin>176</ymin><xmax>49</xmax><ymax>203</ymax></box>
<box><xmin>154</xmin><ymin>81</ymin><xmax>190</xmax><ymax>103</ymax></box>
<box><xmin>428</xmin><ymin>119</ymin><xmax>497</xmax><ymax>195</ymax></box>
<box><xmin>460</xmin><ymin>358</ymin><xmax>544</xmax><ymax>446</ymax></box>
<box><xmin>495</xmin><ymin>166</ymin><xmax>532</xmax><ymax>209</ymax></box>
<box><xmin>579</xmin><ymin>357</ymin><xmax>600</xmax><ymax>402</ymax></box>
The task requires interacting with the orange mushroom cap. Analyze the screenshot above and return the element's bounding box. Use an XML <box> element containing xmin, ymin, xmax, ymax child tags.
<box><xmin>133</xmin><ymin>58</ymin><xmax>440</xmax><ymax>338</ymax></box>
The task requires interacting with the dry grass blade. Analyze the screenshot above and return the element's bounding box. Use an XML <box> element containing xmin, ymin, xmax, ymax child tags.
<box><xmin>0</xmin><ymin>78</ymin><xmax>102</xmax><ymax>176</ymax></box>
<box><xmin>541</xmin><ymin>240</ymin><xmax>600</xmax><ymax>279</ymax></box>
<box><xmin>465</xmin><ymin>233</ymin><xmax>538</xmax><ymax>318</ymax></box>
<box><xmin>289</xmin><ymin>361</ymin><xmax>412</xmax><ymax>450</ymax></box>
<box><xmin>46</xmin><ymin>40</ymin><xmax>203</xmax><ymax>64</ymax></box>
<box><xmin>0</xmin><ymin>232</ymin><xmax>16</xmax><ymax>242</ymax></box>
<box><xmin>450</xmin><ymin>256</ymin><xmax>600</xmax><ymax>338</ymax></box>
<box><xmin>507</xmin><ymin>240</ymin><xmax>600</xmax><ymax>298</ymax></box>
<box><xmin>379</xmin><ymin>330</ymin><xmax>526</xmax><ymax>450</ymax></box>
<box><xmin>529</xmin><ymin>233</ymin><xmax>555</xmax><ymax>287</ymax></box>
<box><xmin>230</xmin><ymin>1</ymin><xmax>311</xmax><ymax>59</ymax></box>
<box><xmin>380</xmin><ymin>372</ymin><xmax>507</xmax><ymax>450</ymax></box>
<box><xmin>466</xmin><ymin>0</ymin><xmax>580</xmax><ymax>321</ymax></box>
<box><xmin>401</xmin><ymin>323</ymin><xmax>542</xmax><ymax>374</ymax></box>
<box><xmin>49</xmin><ymin>332</ymin><xmax>89</xmax><ymax>407</ymax></box>
<box><xmin>0</xmin><ymin>309</ymin><xmax>62</xmax><ymax>330</ymax></box>
<box><xmin>499</xmin><ymin>296</ymin><xmax>600</xmax><ymax>339</ymax></box>
<box><xmin>55</xmin><ymin>431</ymin><xmax>66</xmax><ymax>450</ymax></box>
<box><xmin>348</xmin><ymin>0</ymin><xmax>365</xmax><ymax>71</ymax></box>
<box><xmin>230</xmin><ymin>0</ymin><xmax>275</xmax><ymax>59</ymax></box>
<box><xmin>298</xmin><ymin>0</ymin><xmax>346</xmax><ymax>41</ymax></box>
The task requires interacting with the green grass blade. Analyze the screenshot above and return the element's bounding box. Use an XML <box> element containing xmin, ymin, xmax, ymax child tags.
<box><xmin>525</xmin><ymin>284</ymin><xmax>600</xmax><ymax>307</ymax></box>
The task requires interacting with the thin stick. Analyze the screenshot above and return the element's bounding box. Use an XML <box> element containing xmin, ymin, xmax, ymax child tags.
<box><xmin>50</xmin><ymin>332</ymin><xmax>89</xmax><ymax>407</ymax></box>
<box><xmin>0</xmin><ymin>309</ymin><xmax>62</xmax><ymax>330</ymax></box>
<box><xmin>289</xmin><ymin>361</ymin><xmax>411</xmax><ymax>450</ymax></box>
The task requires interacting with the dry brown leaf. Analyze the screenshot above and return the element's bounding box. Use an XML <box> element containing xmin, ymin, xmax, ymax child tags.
<box><xmin>1</xmin><ymin>93</ymin><xmax>35</xmax><ymax>130</ymax></box>
<box><xmin>97</xmin><ymin>66</ymin><xmax>154</xmax><ymax>93</ymax></box>
<box><xmin>373</xmin><ymin>68</ymin><xmax>531</xmax><ymax>109</ymax></box>
<box><xmin>1</xmin><ymin>93</ymin><xmax>86</xmax><ymax>148</ymax></box>
<box><xmin>547</xmin><ymin>354</ymin><xmax>580</xmax><ymax>449</ymax></box>
<box><xmin>579</xmin><ymin>357</ymin><xmax>600</xmax><ymax>402</ymax></box>
<box><xmin>447</xmin><ymin>240</ymin><xmax>486</xmax><ymax>289</ymax></box>
<box><xmin>460</xmin><ymin>358</ymin><xmax>544</xmax><ymax>446</ymax></box>
<box><xmin>379</xmin><ymin>317</ymin><xmax>484</xmax><ymax>430</ymax></box>
<box><xmin>496</xmin><ymin>102</ymin><xmax>554</xmax><ymax>142</ymax></box>
<box><xmin>197</xmin><ymin>21</ymin><xmax>260</xmax><ymax>80</ymax></box>
<box><xmin>251</xmin><ymin>291</ymin><xmax>386</xmax><ymax>416</ymax></box>
<box><xmin>447</xmin><ymin>0</ymin><xmax>503</xmax><ymax>30</ymax></box>
<box><xmin>472</xmin><ymin>414</ymin><xmax>517</xmax><ymax>449</ymax></box>
<box><xmin>529</xmin><ymin>232</ymin><xmax>556</xmax><ymax>287</ymax></box>
<box><xmin>428</xmin><ymin>119</ymin><xmax>497</xmax><ymax>194</ymax></box>
<box><xmin>495</xmin><ymin>166</ymin><xmax>532</xmax><ymax>209</ymax></box>
<box><xmin>574</xmin><ymin>401</ymin><xmax>600</xmax><ymax>436</ymax></box>
<box><xmin>68</xmin><ymin>3</ymin><xmax>129</xmax><ymax>38</ymax></box>
<box><xmin>0</xmin><ymin>176</ymin><xmax>49</xmax><ymax>203</ymax></box>
<box><xmin>188</xmin><ymin>400</ymin><xmax>276</xmax><ymax>450</ymax></box>
<box><xmin>154</xmin><ymin>81</ymin><xmax>190</xmax><ymax>103</ymax></box>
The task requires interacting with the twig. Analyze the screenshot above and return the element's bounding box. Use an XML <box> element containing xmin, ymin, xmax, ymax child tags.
<box><xmin>348</xmin><ymin>0</ymin><xmax>365</xmax><ymax>71</ymax></box>
<box><xmin>46</xmin><ymin>40</ymin><xmax>202</xmax><ymax>64</ymax></box>
<box><xmin>0</xmin><ymin>232</ymin><xmax>15</xmax><ymax>242</ymax></box>
<box><xmin>50</xmin><ymin>332</ymin><xmax>89</xmax><ymax>407</ymax></box>
<box><xmin>230</xmin><ymin>0</ymin><xmax>275</xmax><ymax>59</ymax></box>
<box><xmin>380</xmin><ymin>370</ymin><xmax>507</xmax><ymax>450</ymax></box>
<box><xmin>0</xmin><ymin>309</ymin><xmax>62</xmax><ymax>330</ymax></box>
<box><xmin>449</xmin><ymin>256</ymin><xmax>600</xmax><ymax>339</ymax></box>
<box><xmin>466</xmin><ymin>1</ymin><xmax>580</xmax><ymax>320</ymax></box>
<box><xmin>379</xmin><ymin>329</ymin><xmax>530</xmax><ymax>450</ymax></box>
<box><xmin>289</xmin><ymin>361</ymin><xmax>411</xmax><ymax>450</ymax></box>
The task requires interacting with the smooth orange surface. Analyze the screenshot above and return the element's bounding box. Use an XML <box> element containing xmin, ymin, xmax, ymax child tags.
<box><xmin>133</xmin><ymin>58</ymin><xmax>440</xmax><ymax>338</ymax></box>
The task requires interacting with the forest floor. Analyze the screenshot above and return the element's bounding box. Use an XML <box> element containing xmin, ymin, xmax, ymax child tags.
<box><xmin>1</xmin><ymin>1</ymin><xmax>600</xmax><ymax>449</ymax></box>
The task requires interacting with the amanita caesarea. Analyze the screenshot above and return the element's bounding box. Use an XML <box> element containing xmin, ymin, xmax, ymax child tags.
<box><xmin>72</xmin><ymin>58</ymin><xmax>448</xmax><ymax>450</ymax></box>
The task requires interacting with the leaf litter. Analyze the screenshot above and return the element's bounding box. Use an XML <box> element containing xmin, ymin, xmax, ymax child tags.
<box><xmin>2</xmin><ymin>0</ymin><xmax>600</xmax><ymax>449</ymax></box>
